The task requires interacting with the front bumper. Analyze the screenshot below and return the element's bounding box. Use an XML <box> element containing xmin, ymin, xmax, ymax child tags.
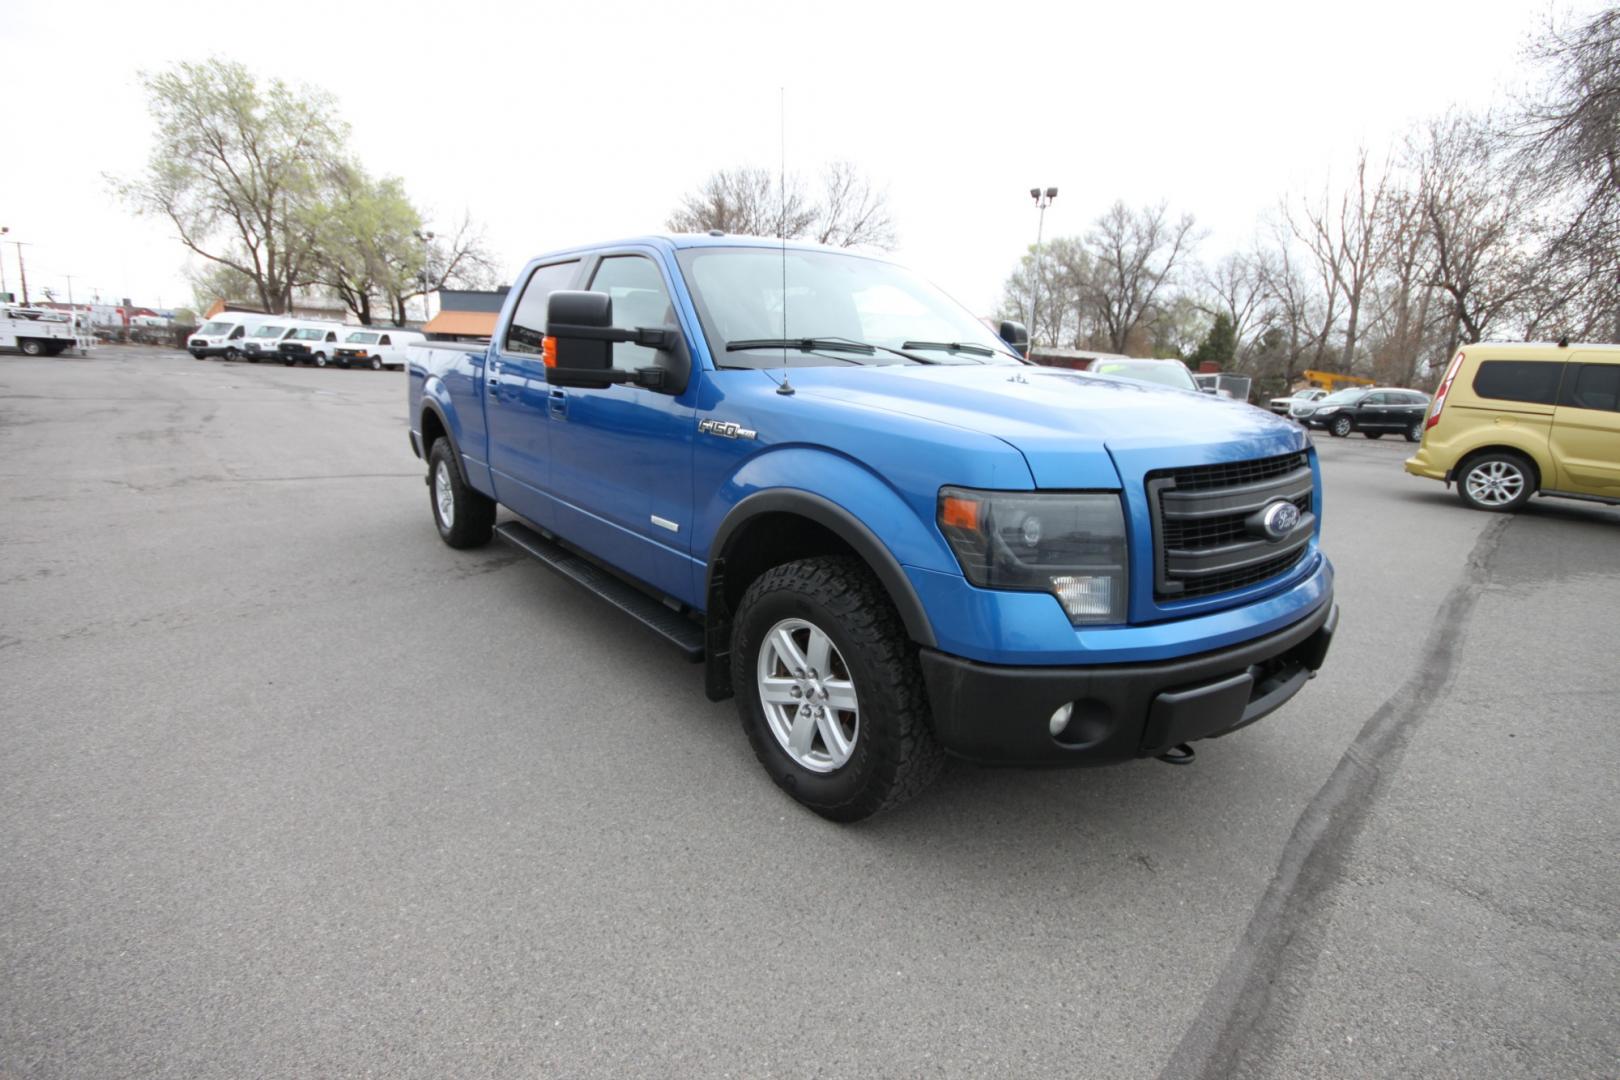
<box><xmin>919</xmin><ymin>597</ymin><xmax>1337</xmax><ymax>765</ymax></box>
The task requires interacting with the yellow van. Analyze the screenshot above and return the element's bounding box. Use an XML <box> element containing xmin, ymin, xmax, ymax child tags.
<box><xmin>1405</xmin><ymin>342</ymin><xmax>1620</xmax><ymax>511</ymax></box>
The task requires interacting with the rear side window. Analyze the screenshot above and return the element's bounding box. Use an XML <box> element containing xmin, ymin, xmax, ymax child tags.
<box><xmin>506</xmin><ymin>261</ymin><xmax>580</xmax><ymax>354</ymax></box>
<box><xmin>1560</xmin><ymin>363</ymin><xmax>1620</xmax><ymax>412</ymax></box>
<box><xmin>1472</xmin><ymin>360</ymin><xmax>1564</xmax><ymax>405</ymax></box>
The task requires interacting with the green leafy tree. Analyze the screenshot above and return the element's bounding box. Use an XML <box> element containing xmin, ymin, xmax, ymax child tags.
<box><xmin>1193</xmin><ymin>312</ymin><xmax>1237</xmax><ymax>366</ymax></box>
<box><xmin>310</xmin><ymin>166</ymin><xmax>424</xmax><ymax>325</ymax></box>
<box><xmin>116</xmin><ymin>60</ymin><xmax>346</xmax><ymax>314</ymax></box>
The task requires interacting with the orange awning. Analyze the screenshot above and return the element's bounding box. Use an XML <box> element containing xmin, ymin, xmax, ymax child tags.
<box><xmin>422</xmin><ymin>310</ymin><xmax>498</xmax><ymax>337</ymax></box>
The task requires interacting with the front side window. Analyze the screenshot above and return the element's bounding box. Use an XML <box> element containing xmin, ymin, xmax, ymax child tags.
<box><xmin>677</xmin><ymin>246</ymin><xmax>1021</xmax><ymax>369</ymax></box>
<box><xmin>506</xmin><ymin>261</ymin><xmax>580</xmax><ymax>354</ymax></box>
<box><xmin>589</xmin><ymin>256</ymin><xmax>677</xmax><ymax>372</ymax></box>
<box><xmin>379</xmin><ymin>335</ymin><xmax>392</xmax><ymax>346</ymax></box>
<box><xmin>1561</xmin><ymin>363</ymin><xmax>1620</xmax><ymax>412</ymax></box>
<box><xmin>1472</xmin><ymin>360</ymin><xmax>1564</xmax><ymax>405</ymax></box>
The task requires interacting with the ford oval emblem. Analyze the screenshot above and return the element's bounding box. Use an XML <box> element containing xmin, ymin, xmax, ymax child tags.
<box><xmin>1261</xmin><ymin>500</ymin><xmax>1301</xmax><ymax>541</ymax></box>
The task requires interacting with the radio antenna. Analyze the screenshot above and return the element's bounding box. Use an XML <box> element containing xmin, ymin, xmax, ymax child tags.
<box><xmin>776</xmin><ymin>85</ymin><xmax>794</xmax><ymax>396</ymax></box>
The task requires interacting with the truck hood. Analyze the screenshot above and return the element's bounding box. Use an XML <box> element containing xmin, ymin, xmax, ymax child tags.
<box><xmin>769</xmin><ymin>365</ymin><xmax>1308</xmax><ymax>487</ymax></box>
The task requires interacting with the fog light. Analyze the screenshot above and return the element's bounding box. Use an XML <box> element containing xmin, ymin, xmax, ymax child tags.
<box><xmin>1048</xmin><ymin>702</ymin><xmax>1074</xmax><ymax>737</ymax></box>
<box><xmin>1050</xmin><ymin>574</ymin><xmax>1117</xmax><ymax>620</ymax></box>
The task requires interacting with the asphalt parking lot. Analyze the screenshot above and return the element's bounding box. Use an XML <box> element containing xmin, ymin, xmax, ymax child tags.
<box><xmin>3</xmin><ymin>344</ymin><xmax>1616</xmax><ymax>1079</ymax></box>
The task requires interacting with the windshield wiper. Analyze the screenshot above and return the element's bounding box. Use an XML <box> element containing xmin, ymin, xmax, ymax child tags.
<box><xmin>900</xmin><ymin>340</ymin><xmax>996</xmax><ymax>358</ymax></box>
<box><xmin>726</xmin><ymin>338</ymin><xmax>875</xmax><ymax>355</ymax></box>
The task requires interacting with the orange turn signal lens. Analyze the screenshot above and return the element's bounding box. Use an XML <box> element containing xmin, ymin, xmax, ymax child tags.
<box><xmin>940</xmin><ymin>494</ymin><xmax>981</xmax><ymax>531</ymax></box>
<box><xmin>542</xmin><ymin>336</ymin><xmax>558</xmax><ymax>368</ymax></box>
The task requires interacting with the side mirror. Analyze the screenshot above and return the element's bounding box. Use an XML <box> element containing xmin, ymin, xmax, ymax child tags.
<box><xmin>543</xmin><ymin>290</ymin><xmax>687</xmax><ymax>393</ymax></box>
<box><xmin>998</xmin><ymin>320</ymin><xmax>1029</xmax><ymax>358</ymax></box>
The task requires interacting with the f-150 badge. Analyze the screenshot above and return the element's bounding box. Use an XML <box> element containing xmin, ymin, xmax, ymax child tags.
<box><xmin>698</xmin><ymin>419</ymin><xmax>757</xmax><ymax>440</ymax></box>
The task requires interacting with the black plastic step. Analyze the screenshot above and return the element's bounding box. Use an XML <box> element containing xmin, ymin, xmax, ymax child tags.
<box><xmin>495</xmin><ymin>520</ymin><xmax>704</xmax><ymax>662</ymax></box>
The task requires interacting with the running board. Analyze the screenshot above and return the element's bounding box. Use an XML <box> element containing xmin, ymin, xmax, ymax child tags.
<box><xmin>495</xmin><ymin>520</ymin><xmax>705</xmax><ymax>662</ymax></box>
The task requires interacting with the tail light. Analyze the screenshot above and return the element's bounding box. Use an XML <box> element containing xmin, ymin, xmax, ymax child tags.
<box><xmin>1427</xmin><ymin>350</ymin><xmax>1465</xmax><ymax>430</ymax></box>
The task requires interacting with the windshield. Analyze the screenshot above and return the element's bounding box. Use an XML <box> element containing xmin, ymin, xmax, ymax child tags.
<box><xmin>1090</xmin><ymin>360</ymin><xmax>1197</xmax><ymax>391</ymax></box>
<box><xmin>1293</xmin><ymin>388</ymin><xmax>1323</xmax><ymax>398</ymax></box>
<box><xmin>346</xmin><ymin>332</ymin><xmax>380</xmax><ymax>344</ymax></box>
<box><xmin>676</xmin><ymin>246</ymin><xmax>1020</xmax><ymax>368</ymax></box>
<box><xmin>291</xmin><ymin>328</ymin><xmax>325</xmax><ymax>340</ymax></box>
<box><xmin>250</xmin><ymin>325</ymin><xmax>286</xmax><ymax>338</ymax></box>
<box><xmin>1320</xmin><ymin>388</ymin><xmax>1369</xmax><ymax>405</ymax></box>
<box><xmin>198</xmin><ymin>321</ymin><xmax>233</xmax><ymax>335</ymax></box>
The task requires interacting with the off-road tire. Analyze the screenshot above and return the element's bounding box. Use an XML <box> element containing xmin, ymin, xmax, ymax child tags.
<box><xmin>427</xmin><ymin>438</ymin><xmax>495</xmax><ymax>548</ymax></box>
<box><xmin>732</xmin><ymin>555</ymin><xmax>944</xmax><ymax>822</ymax></box>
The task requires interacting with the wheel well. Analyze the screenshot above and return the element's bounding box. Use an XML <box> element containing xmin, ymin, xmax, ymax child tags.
<box><xmin>420</xmin><ymin>407</ymin><xmax>447</xmax><ymax>457</ymax></box>
<box><xmin>717</xmin><ymin>512</ymin><xmax>861</xmax><ymax>613</ymax></box>
<box><xmin>1453</xmin><ymin>445</ymin><xmax>1542</xmax><ymax>490</ymax></box>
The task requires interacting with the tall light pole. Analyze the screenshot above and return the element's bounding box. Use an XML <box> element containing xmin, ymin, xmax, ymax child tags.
<box><xmin>413</xmin><ymin>229</ymin><xmax>435</xmax><ymax>326</ymax></box>
<box><xmin>8</xmin><ymin>238</ymin><xmax>32</xmax><ymax>305</ymax></box>
<box><xmin>1027</xmin><ymin>186</ymin><xmax>1057</xmax><ymax>345</ymax></box>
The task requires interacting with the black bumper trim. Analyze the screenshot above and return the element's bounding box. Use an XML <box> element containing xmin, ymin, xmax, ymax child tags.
<box><xmin>918</xmin><ymin>599</ymin><xmax>1337</xmax><ymax>766</ymax></box>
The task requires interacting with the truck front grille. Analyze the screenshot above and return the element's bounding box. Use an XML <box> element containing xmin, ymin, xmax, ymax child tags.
<box><xmin>1146</xmin><ymin>451</ymin><xmax>1314</xmax><ymax>600</ymax></box>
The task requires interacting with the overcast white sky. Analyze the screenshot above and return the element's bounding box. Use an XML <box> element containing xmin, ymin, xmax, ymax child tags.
<box><xmin>0</xmin><ymin>0</ymin><xmax>1595</xmax><ymax>316</ymax></box>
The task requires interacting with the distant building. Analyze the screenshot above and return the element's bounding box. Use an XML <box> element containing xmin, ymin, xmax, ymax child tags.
<box><xmin>422</xmin><ymin>288</ymin><xmax>508</xmax><ymax>341</ymax></box>
<box><xmin>202</xmin><ymin>297</ymin><xmax>353</xmax><ymax>324</ymax></box>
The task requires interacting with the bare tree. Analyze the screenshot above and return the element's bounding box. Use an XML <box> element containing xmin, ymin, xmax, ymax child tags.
<box><xmin>387</xmin><ymin>212</ymin><xmax>501</xmax><ymax>326</ymax></box>
<box><xmin>666</xmin><ymin>167</ymin><xmax>816</xmax><ymax>239</ymax></box>
<box><xmin>1196</xmin><ymin>252</ymin><xmax>1268</xmax><ymax>361</ymax></box>
<box><xmin>1080</xmin><ymin>201</ymin><xmax>1198</xmax><ymax>355</ymax></box>
<box><xmin>815</xmin><ymin>161</ymin><xmax>896</xmax><ymax>248</ymax></box>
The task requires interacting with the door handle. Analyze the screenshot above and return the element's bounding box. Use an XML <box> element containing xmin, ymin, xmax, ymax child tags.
<box><xmin>487</xmin><ymin>359</ymin><xmax>502</xmax><ymax>397</ymax></box>
<box><xmin>549</xmin><ymin>389</ymin><xmax>567</xmax><ymax>418</ymax></box>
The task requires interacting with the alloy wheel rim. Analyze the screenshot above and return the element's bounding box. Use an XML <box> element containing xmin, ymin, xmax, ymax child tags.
<box><xmin>757</xmin><ymin>617</ymin><xmax>859</xmax><ymax>773</ymax></box>
<box><xmin>434</xmin><ymin>462</ymin><xmax>455</xmax><ymax>526</ymax></box>
<box><xmin>1465</xmin><ymin>460</ymin><xmax>1524</xmax><ymax>505</ymax></box>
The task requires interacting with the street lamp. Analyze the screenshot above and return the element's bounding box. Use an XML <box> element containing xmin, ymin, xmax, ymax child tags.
<box><xmin>413</xmin><ymin>230</ymin><xmax>436</xmax><ymax>325</ymax></box>
<box><xmin>1027</xmin><ymin>187</ymin><xmax>1057</xmax><ymax>345</ymax></box>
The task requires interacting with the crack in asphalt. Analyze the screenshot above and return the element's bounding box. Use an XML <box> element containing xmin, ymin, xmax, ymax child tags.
<box><xmin>1158</xmin><ymin>514</ymin><xmax>1512</xmax><ymax>1080</ymax></box>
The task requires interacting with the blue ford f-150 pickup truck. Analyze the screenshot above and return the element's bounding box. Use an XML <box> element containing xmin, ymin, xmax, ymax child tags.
<box><xmin>407</xmin><ymin>234</ymin><xmax>1337</xmax><ymax>820</ymax></box>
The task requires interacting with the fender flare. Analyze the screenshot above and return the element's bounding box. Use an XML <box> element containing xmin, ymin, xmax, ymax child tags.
<box><xmin>707</xmin><ymin>489</ymin><xmax>937</xmax><ymax>649</ymax></box>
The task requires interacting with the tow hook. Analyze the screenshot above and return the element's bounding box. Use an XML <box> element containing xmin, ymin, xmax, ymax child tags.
<box><xmin>1157</xmin><ymin>743</ymin><xmax>1196</xmax><ymax>765</ymax></box>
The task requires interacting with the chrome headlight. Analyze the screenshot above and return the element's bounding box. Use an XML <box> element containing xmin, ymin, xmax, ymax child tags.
<box><xmin>937</xmin><ymin>488</ymin><xmax>1128</xmax><ymax>625</ymax></box>
<box><xmin>1314</xmin><ymin>405</ymin><xmax>1339</xmax><ymax>415</ymax></box>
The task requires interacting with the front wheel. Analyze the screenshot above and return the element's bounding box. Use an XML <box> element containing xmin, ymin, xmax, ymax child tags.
<box><xmin>369</xmin><ymin>356</ymin><xmax>382</xmax><ymax>371</ymax></box>
<box><xmin>223</xmin><ymin>347</ymin><xmax>239</xmax><ymax>361</ymax></box>
<box><xmin>1405</xmin><ymin>421</ymin><xmax>1424</xmax><ymax>443</ymax></box>
<box><xmin>314</xmin><ymin>353</ymin><xmax>328</xmax><ymax>368</ymax></box>
<box><xmin>733</xmin><ymin>556</ymin><xmax>944</xmax><ymax>822</ymax></box>
<box><xmin>1329</xmin><ymin>415</ymin><xmax>1353</xmax><ymax>438</ymax></box>
<box><xmin>1457</xmin><ymin>452</ymin><xmax>1535</xmax><ymax>512</ymax></box>
<box><xmin>427</xmin><ymin>439</ymin><xmax>495</xmax><ymax>548</ymax></box>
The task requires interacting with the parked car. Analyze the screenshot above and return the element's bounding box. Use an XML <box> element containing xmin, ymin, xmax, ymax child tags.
<box><xmin>1294</xmin><ymin>387</ymin><xmax>1431</xmax><ymax>440</ymax></box>
<box><xmin>406</xmin><ymin>235</ymin><xmax>1337</xmax><ymax>820</ymax></box>
<box><xmin>241</xmin><ymin>322</ymin><xmax>298</xmax><ymax>362</ymax></box>
<box><xmin>1270</xmin><ymin>387</ymin><xmax>1327</xmax><ymax>415</ymax></box>
<box><xmin>334</xmin><ymin>329</ymin><xmax>425</xmax><ymax>370</ymax></box>
<box><xmin>275</xmin><ymin>323</ymin><xmax>345</xmax><ymax>367</ymax></box>
<box><xmin>187</xmin><ymin>313</ymin><xmax>280</xmax><ymax>360</ymax></box>
<box><xmin>1405</xmin><ymin>342</ymin><xmax>1620</xmax><ymax>511</ymax></box>
<box><xmin>1084</xmin><ymin>357</ymin><xmax>1200</xmax><ymax>392</ymax></box>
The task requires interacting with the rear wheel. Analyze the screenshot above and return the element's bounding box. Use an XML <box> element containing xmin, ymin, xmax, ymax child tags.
<box><xmin>19</xmin><ymin>339</ymin><xmax>43</xmax><ymax>356</ymax></box>
<box><xmin>1457</xmin><ymin>452</ymin><xmax>1535</xmax><ymax>512</ymax></box>
<box><xmin>1329</xmin><ymin>415</ymin><xmax>1353</xmax><ymax>438</ymax></box>
<box><xmin>733</xmin><ymin>556</ymin><xmax>944</xmax><ymax>822</ymax></box>
<box><xmin>427</xmin><ymin>438</ymin><xmax>495</xmax><ymax>548</ymax></box>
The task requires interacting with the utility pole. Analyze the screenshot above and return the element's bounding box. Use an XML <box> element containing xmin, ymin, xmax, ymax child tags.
<box><xmin>1027</xmin><ymin>187</ymin><xmax>1057</xmax><ymax>346</ymax></box>
<box><xmin>414</xmin><ymin>230</ymin><xmax>436</xmax><ymax>326</ymax></box>
<box><xmin>0</xmin><ymin>226</ymin><xmax>9</xmax><ymax>299</ymax></box>
<box><xmin>8</xmin><ymin>240</ymin><xmax>32</xmax><ymax>305</ymax></box>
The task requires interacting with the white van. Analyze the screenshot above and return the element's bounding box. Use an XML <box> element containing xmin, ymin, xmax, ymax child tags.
<box><xmin>333</xmin><ymin>328</ymin><xmax>426</xmax><ymax>370</ymax></box>
<box><xmin>274</xmin><ymin>322</ymin><xmax>346</xmax><ymax>367</ymax></box>
<box><xmin>241</xmin><ymin>321</ymin><xmax>299</xmax><ymax>362</ymax></box>
<box><xmin>187</xmin><ymin>313</ymin><xmax>279</xmax><ymax>360</ymax></box>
